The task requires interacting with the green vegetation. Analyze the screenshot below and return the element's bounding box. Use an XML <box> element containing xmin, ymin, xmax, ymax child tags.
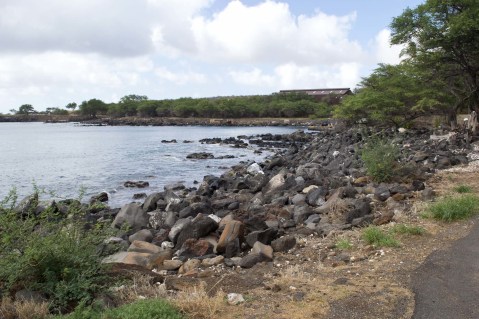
<box><xmin>428</xmin><ymin>194</ymin><xmax>479</xmax><ymax>221</ymax></box>
<box><xmin>454</xmin><ymin>184</ymin><xmax>473</xmax><ymax>193</ymax></box>
<box><xmin>0</xmin><ymin>191</ymin><xmax>112</xmax><ymax>314</ymax></box>
<box><xmin>335</xmin><ymin>238</ymin><xmax>353</xmax><ymax>250</ymax></box>
<box><xmin>54</xmin><ymin>299</ymin><xmax>184</xmax><ymax>319</ymax></box>
<box><xmin>391</xmin><ymin>224</ymin><xmax>426</xmax><ymax>236</ymax></box>
<box><xmin>362</xmin><ymin>226</ymin><xmax>400</xmax><ymax>248</ymax></box>
<box><xmin>360</xmin><ymin>137</ymin><xmax>400</xmax><ymax>182</ymax></box>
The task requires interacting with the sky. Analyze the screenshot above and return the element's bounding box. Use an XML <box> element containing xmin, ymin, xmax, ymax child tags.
<box><xmin>0</xmin><ymin>0</ymin><xmax>425</xmax><ymax>113</ymax></box>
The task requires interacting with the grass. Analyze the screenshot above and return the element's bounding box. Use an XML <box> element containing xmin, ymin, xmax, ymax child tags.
<box><xmin>362</xmin><ymin>226</ymin><xmax>400</xmax><ymax>248</ymax></box>
<box><xmin>335</xmin><ymin>238</ymin><xmax>353</xmax><ymax>250</ymax></box>
<box><xmin>453</xmin><ymin>184</ymin><xmax>473</xmax><ymax>193</ymax></box>
<box><xmin>173</xmin><ymin>283</ymin><xmax>225</xmax><ymax>319</ymax></box>
<box><xmin>0</xmin><ymin>297</ymin><xmax>50</xmax><ymax>319</ymax></box>
<box><xmin>391</xmin><ymin>224</ymin><xmax>426</xmax><ymax>236</ymax></box>
<box><xmin>428</xmin><ymin>194</ymin><xmax>479</xmax><ymax>221</ymax></box>
<box><xmin>53</xmin><ymin>299</ymin><xmax>184</xmax><ymax>319</ymax></box>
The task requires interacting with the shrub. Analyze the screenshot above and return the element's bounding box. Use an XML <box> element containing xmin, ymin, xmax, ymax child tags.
<box><xmin>362</xmin><ymin>226</ymin><xmax>400</xmax><ymax>247</ymax></box>
<box><xmin>361</xmin><ymin>137</ymin><xmax>400</xmax><ymax>182</ymax></box>
<box><xmin>391</xmin><ymin>224</ymin><xmax>425</xmax><ymax>235</ymax></box>
<box><xmin>0</xmin><ymin>191</ymin><xmax>112</xmax><ymax>314</ymax></box>
<box><xmin>453</xmin><ymin>184</ymin><xmax>473</xmax><ymax>194</ymax></box>
<box><xmin>428</xmin><ymin>194</ymin><xmax>479</xmax><ymax>221</ymax></box>
<box><xmin>335</xmin><ymin>239</ymin><xmax>353</xmax><ymax>250</ymax></box>
<box><xmin>54</xmin><ymin>299</ymin><xmax>184</xmax><ymax>319</ymax></box>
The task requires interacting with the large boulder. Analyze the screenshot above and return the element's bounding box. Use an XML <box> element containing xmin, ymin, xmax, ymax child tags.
<box><xmin>174</xmin><ymin>215</ymin><xmax>218</xmax><ymax>249</ymax></box>
<box><xmin>112</xmin><ymin>203</ymin><xmax>148</xmax><ymax>230</ymax></box>
<box><xmin>142</xmin><ymin>192</ymin><xmax>163</xmax><ymax>212</ymax></box>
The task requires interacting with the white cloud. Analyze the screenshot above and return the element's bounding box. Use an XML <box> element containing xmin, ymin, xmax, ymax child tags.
<box><xmin>190</xmin><ymin>1</ymin><xmax>364</xmax><ymax>64</ymax></box>
<box><xmin>374</xmin><ymin>29</ymin><xmax>405</xmax><ymax>65</ymax></box>
<box><xmin>229</xmin><ymin>68</ymin><xmax>276</xmax><ymax>87</ymax></box>
<box><xmin>155</xmin><ymin>66</ymin><xmax>207</xmax><ymax>85</ymax></box>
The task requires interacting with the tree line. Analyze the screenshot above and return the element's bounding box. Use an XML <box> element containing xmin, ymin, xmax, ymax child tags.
<box><xmin>9</xmin><ymin>93</ymin><xmax>332</xmax><ymax>119</ymax></box>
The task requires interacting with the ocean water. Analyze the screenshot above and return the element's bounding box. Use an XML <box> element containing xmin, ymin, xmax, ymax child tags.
<box><xmin>0</xmin><ymin>122</ymin><xmax>298</xmax><ymax>207</ymax></box>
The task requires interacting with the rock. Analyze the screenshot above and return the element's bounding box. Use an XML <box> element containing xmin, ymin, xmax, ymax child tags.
<box><xmin>177</xmin><ymin>239</ymin><xmax>213</xmax><ymax>258</ymax></box>
<box><xmin>14</xmin><ymin>193</ymin><xmax>38</xmax><ymax>215</ymax></box>
<box><xmin>217</xmin><ymin>220</ymin><xmax>244</xmax><ymax>254</ymax></box>
<box><xmin>271</xmin><ymin>236</ymin><xmax>296</xmax><ymax>252</ymax></box>
<box><xmin>164</xmin><ymin>183</ymin><xmax>186</xmax><ymax>191</ymax></box>
<box><xmin>186</xmin><ymin>152</ymin><xmax>214</xmax><ymax>159</ymax></box>
<box><xmin>252</xmin><ymin>241</ymin><xmax>273</xmax><ymax>261</ymax></box>
<box><xmin>147</xmin><ymin>250</ymin><xmax>174</xmax><ymax>269</ymax></box>
<box><xmin>304</xmin><ymin>214</ymin><xmax>320</xmax><ymax>224</ymax></box>
<box><xmin>179</xmin><ymin>259</ymin><xmax>201</xmax><ymax>274</ymax></box>
<box><xmin>302</xmin><ymin>185</ymin><xmax>318</xmax><ymax>194</ymax></box>
<box><xmin>128</xmin><ymin>229</ymin><xmax>153</xmax><ymax>243</ymax></box>
<box><xmin>413</xmin><ymin>151</ymin><xmax>429</xmax><ymax>162</ymax></box>
<box><xmin>412</xmin><ymin>180</ymin><xmax>425</xmax><ymax>191</ymax></box>
<box><xmin>291</xmin><ymin>193</ymin><xmax>306</xmax><ymax>205</ymax></box>
<box><xmin>263</xmin><ymin>173</ymin><xmax>286</xmax><ymax>194</ymax></box>
<box><xmin>373</xmin><ymin>211</ymin><xmax>394</xmax><ymax>225</ymax></box>
<box><xmin>306</xmin><ymin>187</ymin><xmax>328</xmax><ymax>206</ymax></box>
<box><xmin>90</xmin><ymin>192</ymin><xmax>108</xmax><ymax>204</ymax></box>
<box><xmin>436</xmin><ymin>157</ymin><xmax>451</xmax><ymax>169</ymax></box>
<box><xmin>161</xmin><ymin>139</ymin><xmax>177</xmax><ymax>143</ymax></box>
<box><xmin>202</xmin><ymin>255</ymin><xmax>225</xmax><ymax>267</ymax></box>
<box><xmin>374</xmin><ymin>185</ymin><xmax>391</xmax><ymax>201</ymax></box>
<box><xmin>179</xmin><ymin>202</ymin><xmax>211</xmax><ymax>219</ymax></box>
<box><xmin>421</xmin><ymin>188</ymin><xmax>435</xmax><ymax>201</ymax></box>
<box><xmin>168</xmin><ymin>218</ymin><xmax>192</xmax><ymax>243</ymax></box>
<box><xmin>238</xmin><ymin>254</ymin><xmax>265</xmax><ymax>268</ymax></box>
<box><xmin>124</xmin><ymin>181</ymin><xmax>149</xmax><ymax>188</ymax></box>
<box><xmin>102</xmin><ymin>251</ymin><xmax>152</xmax><ymax>269</ymax></box>
<box><xmin>247</xmin><ymin>163</ymin><xmax>264</xmax><ymax>175</ymax></box>
<box><xmin>142</xmin><ymin>192</ymin><xmax>163</xmax><ymax>212</ymax></box>
<box><xmin>174</xmin><ymin>215</ymin><xmax>218</xmax><ymax>249</ymax></box>
<box><xmin>133</xmin><ymin>193</ymin><xmax>147</xmax><ymax>199</ymax></box>
<box><xmin>162</xmin><ymin>259</ymin><xmax>183</xmax><ymax>271</ymax></box>
<box><xmin>245</xmin><ymin>228</ymin><xmax>278</xmax><ymax>247</ymax></box>
<box><xmin>149</xmin><ymin>210</ymin><xmax>176</xmax><ymax>229</ymax></box>
<box><xmin>227</xmin><ymin>293</ymin><xmax>245</xmax><ymax>305</ymax></box>
<box><xmin>112</xmin><ymin>203</ymin><xmax>149</xmax><ymax>230</ymax></box>
<box><xmin>128</xmin><ymin>240</ymin><xmax>162</xmax><ymax>254</ymax></box>
<box><xmin>293</xmin><ymin>205</ymin><xmax>314</xmax><ymax>224</ymax></box>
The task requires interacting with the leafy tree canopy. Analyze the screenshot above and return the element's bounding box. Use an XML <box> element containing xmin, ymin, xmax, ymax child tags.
<box><xmin>17</xmin><ymin>104</ymin><xmax>36</xmax><ymax>115</ymax></box>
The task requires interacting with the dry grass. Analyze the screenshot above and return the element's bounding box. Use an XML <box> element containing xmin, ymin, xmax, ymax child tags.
<box><xmin>0</xmin><ymin>297</ymin><xmax>49</xmax><ymax>319</ymax></box>
<box><xmin>172</xmin><ymin>282</ymin><xmax>225</xmax><ymax>319</ymax></box>
<box><xmin>112</xmin><ymin>274</ymin><xmax>168</xmax><ymax>304</ymax></box>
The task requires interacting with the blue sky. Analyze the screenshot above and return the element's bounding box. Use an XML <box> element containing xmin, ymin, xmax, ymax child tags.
<box><xmin>0</xmin><ymin>0</ymin><xmax>425</xmax><ymax>113</ymax></box>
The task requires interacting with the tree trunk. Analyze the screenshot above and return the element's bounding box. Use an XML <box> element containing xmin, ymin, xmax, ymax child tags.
<box><xmin>468</xmin><ymin>110</ymin><xmax>478</xmax><ymax>136</ymax></box>
<box><xmin>448</xmin><ymin>110</ymin><xmax>457</xmax><ymax>130</ymax></box>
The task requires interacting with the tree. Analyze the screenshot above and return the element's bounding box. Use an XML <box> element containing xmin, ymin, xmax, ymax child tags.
<box><xmin>17</xmin><ymin>104</ymin><xmax>36</xmax><ymax>115</ymax></box>
<box><xmin>9</xmin><ymin>109</ymin><xmax>17</xmax><ymax>115</ymax></box>
<box><xmin>65</xmin><ymin>102</ymin><xmax>77</xmax><ymax>111</ymax></box>
<box><xmin>119</xmin><ymin>94</ymin><xmax>148</xmax><ymax>104</ymax></box>
<box><xmin>79</xmin><ymin>99</ymin><xmax>107</xmax><ymax>118</ymax></box>
<box><xmin>334</xmin><ymin>62</ymin><xmax>452</xmax><ymax>127</ymax></box>
<box><xmin>390</xmin><ymin>0</ymin><xmax>479</xmax><ymax>128</ymax></box>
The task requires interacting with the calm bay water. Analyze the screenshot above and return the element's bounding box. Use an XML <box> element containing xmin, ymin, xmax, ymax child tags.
<box><xmin>0</xmin><ymin>123</ymin><xmax>297</xmax><ymax>207</ymax></box>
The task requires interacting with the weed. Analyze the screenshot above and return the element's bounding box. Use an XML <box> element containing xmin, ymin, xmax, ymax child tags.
<box><xmin>391</xmin><ymin>224</ymin><xmax>425</xmax><ymax>235</ymax></box>
<box><xmin>362</xmin><ymin>226</ymin><xmax>400</xmax><ymax>247</ymax></box>
<box><xmin>428</xmin><ymin>194</ymin><xmax>479</xmax><ymax>221</ymax></box>
<box><xmin>453</xmin><ymin>184</ymin><xmax>473</xmax><ymax>194</ymax></box>
<box><xmin>173</xmin><ymin>283</ymin><xmax>225</xmax><ymax>319</ymax></box>
<box><xmin>361</xmin><ymin>137</ymin><xmax>400</xmax><ymax>182</ymax></box>
<box><xmin>0</xmin><ymin>297</ymin><xmax>50</xmax><ymax>319</ymax></box>
<box><xmin>335</xmin><ymin>238</ymin><xmax>353</xmax><ymax>250</ymax></box>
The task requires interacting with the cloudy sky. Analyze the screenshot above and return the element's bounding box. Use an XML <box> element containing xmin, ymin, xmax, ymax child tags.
<box><xmin>0</xmin><ymin>0</ymin><xmax>424</xmax><ymax>113</ymax></box>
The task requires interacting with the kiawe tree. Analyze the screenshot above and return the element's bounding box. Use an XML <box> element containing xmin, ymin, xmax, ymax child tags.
<box><xmin>390</xmin><ymin>0</ymin><xmax>479</xmax><ymax>128</ymax></box>
<box><xmin>17</xmin><ymin>104</ymin><xmax>36</xmax><ymax>115</ymax></box>
<box><xmin>65</xmin><ymin>102</ymin><xmax>77</xmax><ymax>111</ymax></box>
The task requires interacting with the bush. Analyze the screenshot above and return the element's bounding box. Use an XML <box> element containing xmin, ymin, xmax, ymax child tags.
<box><xmin>335</xmin><ymin>239</ymin><xmax>353</xmax><ymax>250</ymax></box>
<box><xmin>362</xmin><ymin>226</ymin><xmax>400</xmax><ymax>247</ymax></box>
<box><xmin>428</xmin><ymin>194</ymin><xmax>479</xmax><ymax>221</ymax></box>
<box><xmin>453</xmin><ymin>184</ymin><xmax>473</xmax><ymax>194</ymax></box>
<box><xmin>361</xmin><ymin>137</ymin><xmax>400</xmax><ymax>182</ymax></box>
<box><xmin>391</xmin><ymin>224</ymin><xmax>425</xmax><ymax>235</ymax></box>
<box><xmin>0</xmin><ymin>191</ymin><xmax>112</xmax><ymax>314</ymax></box>
<box><xmin>55</xmin><ymin>299</ymin><xmax>184</xmax><ymax>319</ymax></box>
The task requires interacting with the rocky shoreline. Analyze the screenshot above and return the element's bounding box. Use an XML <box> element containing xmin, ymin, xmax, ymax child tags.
<box><xmin>9</xmin><ymin>125</ymin><xmax>476</xmax><ymax>305</ymax></box>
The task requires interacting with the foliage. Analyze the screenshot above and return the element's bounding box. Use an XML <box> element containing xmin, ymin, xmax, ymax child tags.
<box><xmin>79</xmin><ymin>99</ymin><xmax>108</xmax><ymax>118</ymax></box>
<box><xmin>391</xmin><ymin>224</ymin><xmax>426</xmax><ymax>235</ymax></box>
<box><xmin>360</xmin><ymin>136</ymin><xmax>400</xmax><ymax>182</ymax></box>
<box><xmin>362</xmin><ymin>226</ymin><xmax>400</xmax><ymax>247</ymax></box>
<box><xmin>17</xmin><ymin>104</ymin><xmax>36</xmax><ymax>115</ymax></box>
<box><xmin>46</xmin><ymin>107</ymin><xmax>69</xmax><ymax>115</ymax></box>
<box><xmin>334</xmin><ymin>62</ymin><xmax>452</xmax><ymax>127</ymax></box>
<box><xmin>390</xmin><ymin>0</ymin><xmax>479</xmax><ymax>123</ymax></box>
<box><xmin>335</xmin><ymin>238</ymin><xmax>353</xmax><ymax>250</ymax></box>
<box><xmin>453</xmin><ymin>184</ymin><xmax>473</xmax><ymax>193</ymax></box>
<box><xmin>0</xmin><ymin>192</ymin><xmax>111</xmax><ymax>313</ymax></box>
<box><xmin>54</xmin><ymin>299</ymin><xmax>184</xmax><ymax>319</ymax></box>
<box><xmin>65</xmin><ymin>103</ymin><xmax>77</xmax><ymax>111</ymax></box>
<box><xmin>428</xmin><ymin>194</ymin><xmax>479</xmax><ymax>221</ymax></box>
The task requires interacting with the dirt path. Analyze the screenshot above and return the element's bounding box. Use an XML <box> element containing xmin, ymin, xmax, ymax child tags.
<box><xmin>411</xmin><ymin>215</ymin><xmax>479</xmax><ymax>319</ymax></box>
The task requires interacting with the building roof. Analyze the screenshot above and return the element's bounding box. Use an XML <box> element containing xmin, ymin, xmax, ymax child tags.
<box><xmin>279</xmin><ymin>88</ymin><xmax>352</xmax><ymax>95</ymax></box>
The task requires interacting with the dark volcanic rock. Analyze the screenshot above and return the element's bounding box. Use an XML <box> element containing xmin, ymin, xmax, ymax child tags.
<box><xmin>186</xmin><ymin>152</ymin><xmax>214</xmax><ymax>159</ymax></box>
<box><xmin>124</xmin><ymin>181</ymin><xmax>149</xmax><ymax>188</ymax></box>
<box><xmin>245</xmin><ymin>228</ymin><xmax>278</xmax><ymax>247</ymax></box>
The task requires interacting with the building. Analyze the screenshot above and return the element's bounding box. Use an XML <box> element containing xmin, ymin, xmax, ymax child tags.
<box><xmin>279</xmin><ymin>88</ymin><xmax>353</xmax><ymax>104</ymax></box>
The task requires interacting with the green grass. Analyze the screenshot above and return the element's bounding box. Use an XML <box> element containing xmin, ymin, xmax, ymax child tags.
<box><xmin>362</xmin><ymin>226</ymin><xmax>400</xmax><ymax>248</ymax></box>
<box><xmin>428</xmin><ymin>194</ymin><xmax>479</xmax><ymax>221</ymax></box>
<box><xmin>53</xmin><ymin>299</ymin><xmax>184</xmax><ymax>319</ymax></box>
<box><xmin>453</xmin><ymin>184</ymin><xmax>473</xmax><ymax>194</ymax></box>
<box><xmin>391</xmin><ymin>224</ymin><xmax>425</xmax><ymax>236</ymax></box>
<box><xmin>335</xmin><ymin>238</ymin><xmax>353</xmax><ymax>250</ymax></box>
